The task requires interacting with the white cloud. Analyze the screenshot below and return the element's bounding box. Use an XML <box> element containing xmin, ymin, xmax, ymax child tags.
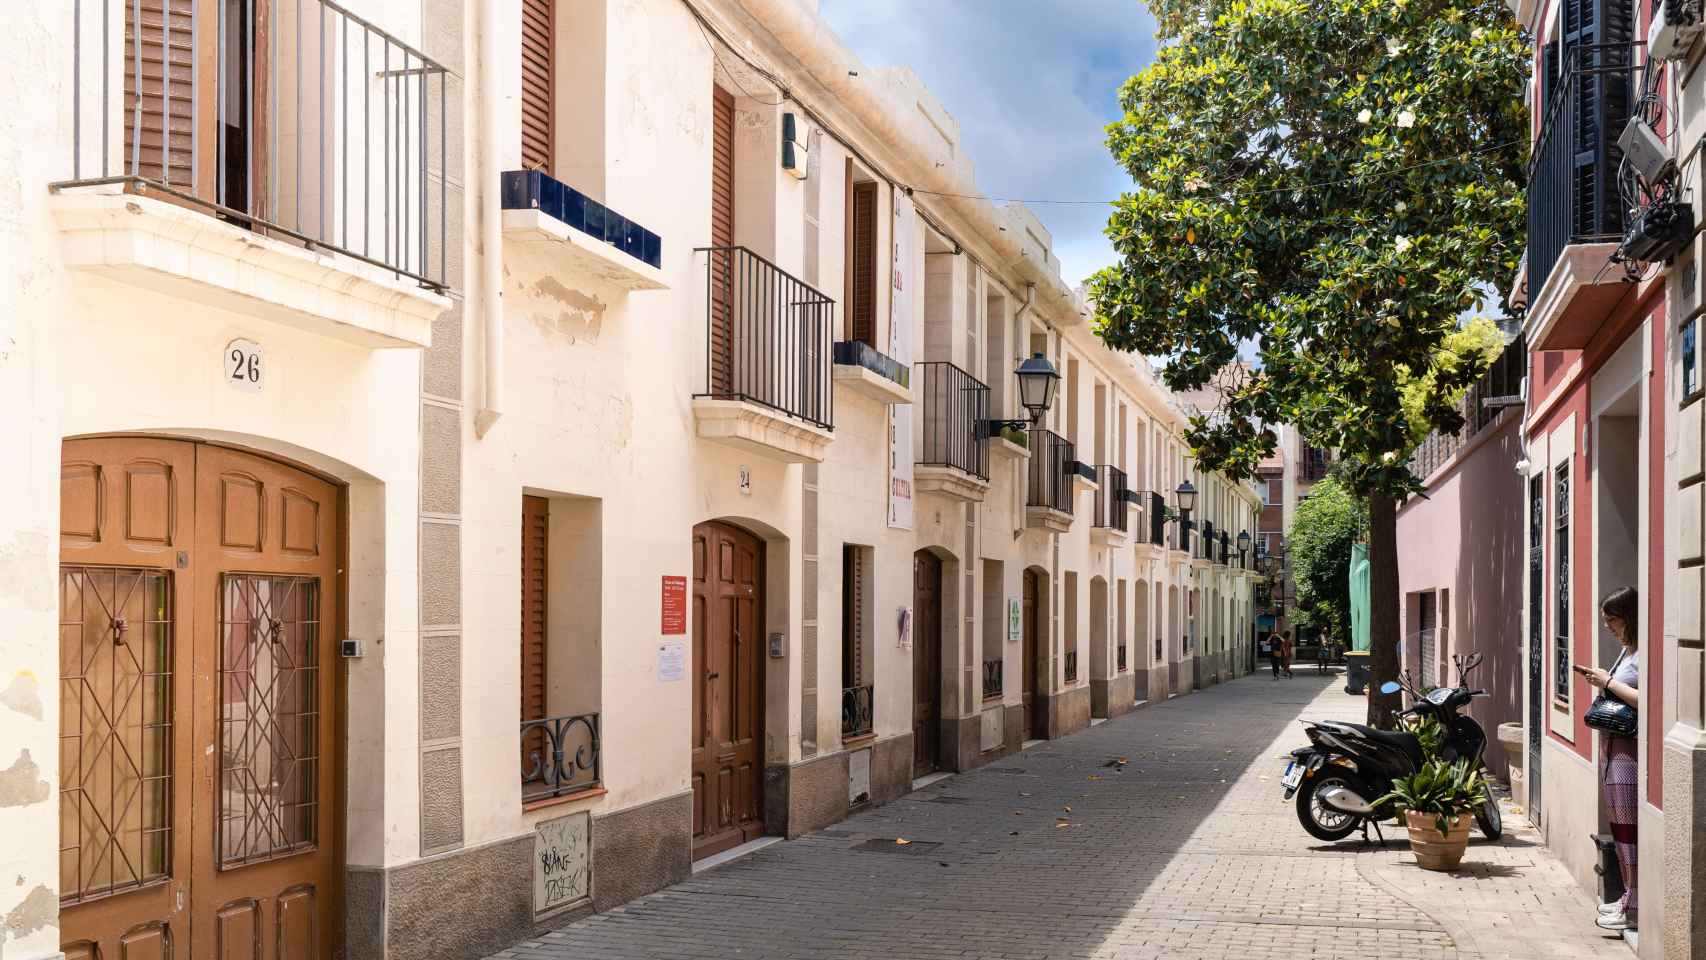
<box><xmin>818</xmin><ymin>0</ymin><xmax>1158</xmax><ymax>288</ymax></box>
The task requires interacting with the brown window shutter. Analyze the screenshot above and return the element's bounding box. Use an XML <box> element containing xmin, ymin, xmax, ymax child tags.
<box><xmin>709</xmin><ymin>86</ymin><xmax>736</xmax><ymax>393</ymax></box>
<box><xmin>520</xmin><ymin>495</ymin><xmax>549</xmax><ymax>728</ymax></box>
<box><xmin>850</xmin><ymin>182</ymin><xmax>877</xmax><ymax>345</ymax></box>
<box><xmin>521</xmin><ymin>0</ymin><xmax>554</xmax><ymax>172</ymax></box>
<box><xmin>124</xmin><ymin>0</ymin><xmax>196</xmax><ymax>189</ymax></box>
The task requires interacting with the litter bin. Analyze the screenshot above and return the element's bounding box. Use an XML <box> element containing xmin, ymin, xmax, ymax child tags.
<box><xmin>1593</xmin><ymin>834</ymin><xmax>1625</xmax><ymax>907</ymax></box>
<box><xmin>1344</xmin><ymin>650</ymin><xmax>1370</xmax><ymax>694</ymax></box>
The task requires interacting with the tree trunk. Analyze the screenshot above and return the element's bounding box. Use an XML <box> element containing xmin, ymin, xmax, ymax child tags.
<box><xmin>1366</xmin><ymin>491</ymin><xmax>1402</xmax><ymax>729</ymax></box>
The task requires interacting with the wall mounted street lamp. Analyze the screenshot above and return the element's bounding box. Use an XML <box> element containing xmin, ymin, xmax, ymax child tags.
<box><xmin>980</xmin><ymin>352</ymin><xmax>1061</xmax><ymax>436</ymax></box>
<box><xmin>1237</xmin><ymin>530</ymin><xmax>1251</xmax><ymax>568</ymax></box>
<box><xmin>1174</xmin><ymin>480</ymin><xmax>1197</xmax><ymax>513</ymax></box>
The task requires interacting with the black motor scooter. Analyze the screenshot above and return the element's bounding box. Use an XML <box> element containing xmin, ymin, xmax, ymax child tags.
<box><xmin>1282</xmin><ymin>652</ymin><xmax>1502</xmax><ymax>843</ymax></box>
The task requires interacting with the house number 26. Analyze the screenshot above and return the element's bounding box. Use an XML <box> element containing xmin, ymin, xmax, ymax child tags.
<box><xmin>225</xmin><ymin>339</ymin><xmax>264</xmax><ymax>393</ymax></box>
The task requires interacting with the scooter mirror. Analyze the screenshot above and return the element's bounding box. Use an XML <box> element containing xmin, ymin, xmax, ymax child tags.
<box><xmin>1379</xmin><ymin>681</ymin><xmax>1402</xmax><ymax>695</ymax></box>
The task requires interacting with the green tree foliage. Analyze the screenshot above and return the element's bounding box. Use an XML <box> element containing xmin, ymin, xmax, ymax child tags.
<box><xmin>1288</xmin><ymin>476</ymin><xmax>1366</xmax><ymax>641</ymax></box>
<box><xmin>1397</xmin><ymin>315</ymin><xmax>1508</xmax><ymax>450</ymax></box>
<box><xmin>1088</xmin><ymin>0</ymin><xmax>1526</xmax><ymax>723</ymax></box>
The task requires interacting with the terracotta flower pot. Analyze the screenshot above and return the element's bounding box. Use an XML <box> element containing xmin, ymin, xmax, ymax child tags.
<box><xmin>1404</xmin><ymin>810</ymin><xmax>1471</xmax><ymax>871</ymax></box>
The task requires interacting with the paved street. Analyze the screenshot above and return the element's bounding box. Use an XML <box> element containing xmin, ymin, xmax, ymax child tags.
<box><xmin>492</xmin><ymin>675</ymin><xmax>1628</xmax><ymax>960</ymax></box>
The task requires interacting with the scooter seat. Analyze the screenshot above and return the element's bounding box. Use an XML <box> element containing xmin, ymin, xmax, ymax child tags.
<box><xmin>1338</xmin><ymin>723</ymin><xmax>1424</xmax><ymax>769</ymax></box>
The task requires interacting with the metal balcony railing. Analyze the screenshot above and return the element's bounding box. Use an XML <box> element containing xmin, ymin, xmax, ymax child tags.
<box><xmin>981</xmin><ymin>659</ymin><xmax>1003</xmax><ymax>701</ymax></box>
<box><xmin>1093</xmin><ymin>466</ymin><xmax>1129</xmax><ymax>532</ymax></box>
<box><xmin>53</xmin><ymin>0</ymin><xmax>451</xmax><ymax>290</ymax></box>
<box><xmin>841</xmin><ymin>683</ymin><xmax>874</xmax><ymax>738</ymax></box>
<box><xmin>916</xmin><ymin>361</ymin><xmax>989</xmax><ymax>480</ymax></box>
<box><xmin>1026</xmin><ymin>429</ymin><xmax>1074</xmax><ymax>514</ymax></box>
<box><xmin>1528</xmin><ymin>43</ymin><xmax>1640</xmax><ymax>296</ymax></box>
<box><xmin>699</xmin><ymin>246</ymin><xmax>835</xmax><ymax>430</ymax></box>
<box><xmin>521</xmin><ymin>712</ymin><xmax>601</xmax><ymax>803</ymax></box>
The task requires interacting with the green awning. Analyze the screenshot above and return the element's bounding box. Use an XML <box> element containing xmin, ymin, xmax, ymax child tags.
<box><xmin>1349</xmin><ymin>541</ymin><xmax>1371</xmax><ymax>652</ymax></box>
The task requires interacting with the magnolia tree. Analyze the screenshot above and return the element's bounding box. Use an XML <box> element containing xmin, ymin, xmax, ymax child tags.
<box><xmin>1090</xmin><ymin>0</ymin><xmax>1527</xmax><ymax>726</ymax></box>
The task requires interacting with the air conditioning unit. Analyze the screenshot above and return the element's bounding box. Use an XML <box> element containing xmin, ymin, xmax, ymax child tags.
<box><xmin>1649</xmin><ymin>0</ymin><xmax>1703</xmax><ymax>61</ymax></box>
<box><xmin>781</xmin><ymin>112</ymin><xmax>810</xmax><ymax>181</ymax></box>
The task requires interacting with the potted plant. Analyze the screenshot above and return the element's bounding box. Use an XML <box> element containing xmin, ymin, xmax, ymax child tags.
<box><xmin>1000</xmin><ymin>425</ymin><xmax>1028</xmax><ymax>448</ymax></box>
<box><xmin>1377</xmin><ymin>758</ymin><xmax>1486</xmax><ymax>871</ymax></box>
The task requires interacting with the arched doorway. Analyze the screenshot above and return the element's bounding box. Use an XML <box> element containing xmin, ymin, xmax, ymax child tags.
<box><xmin>1089</xmin><ymin>576</ymin><xmax>1109</xmax><ymax>718</ymax></box>
<box><xmin>912</xmin><ymin>550</ymin><xmax>944</xmax><ymax>777</ymax></box>
<box><xmin>690</xmin><ymin>520</ymin><xmax>766</xmax><ymax>859</ymax></box>
<box><xmin>1022</xmin><ymin>567</ymin><xmax>1049</xmax><ymax>740</ymax></box>
<box><xmin>58</xmin><ymin>437</ymin><xmax>343</xmax><ymax>960</ymax></box>
<box><xmin>1134</xmin><ymin>581</ymin><xmax>1150</xmax><ymax>700</ymax></box>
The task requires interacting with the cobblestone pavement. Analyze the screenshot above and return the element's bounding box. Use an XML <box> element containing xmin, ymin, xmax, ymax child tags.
<box><xmin>491</xmin><ymin>674</ymin><xmax>1630</xmax><ymax>960</ymax></box>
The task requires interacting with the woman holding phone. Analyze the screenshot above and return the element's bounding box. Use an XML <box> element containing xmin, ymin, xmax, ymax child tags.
<box><xmin>1575</xmin><ymin>586</ymin><xmax>1639</xmax><ymax>932</ymax></box>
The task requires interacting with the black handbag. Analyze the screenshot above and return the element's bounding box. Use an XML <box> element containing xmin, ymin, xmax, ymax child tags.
<box><xmin>1584</xmin><ymin>651</ymin><xmax>1638</xmax><ymax>738</ymax></box>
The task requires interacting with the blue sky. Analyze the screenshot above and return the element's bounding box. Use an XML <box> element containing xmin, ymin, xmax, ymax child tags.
<box><xmin>818</xmin><ymin>0</ymin><xmax>1159</xmax><ymax>289</ymax></box>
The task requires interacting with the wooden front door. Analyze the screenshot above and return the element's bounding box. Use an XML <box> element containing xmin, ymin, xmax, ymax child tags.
<box><xmin>1023</xmin><ymin>569</ymin><xmax>1045</xmax><ymax>740</ymax></box>
<box><xmin>59</xmin><ymin>438</ymin><xmax>342</xmax><ymax>960</ymax></box>
<box><xmin>912</xmin><ymin>553</ymin><xmax>942</xmax><ymax>777</ymax></box>
<box><xmin>690</xmin><ymin>521</ymin><xmax>765</xmax><ymax>859</ymax></box>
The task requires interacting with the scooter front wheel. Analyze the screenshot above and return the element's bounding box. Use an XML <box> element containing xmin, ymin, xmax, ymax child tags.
<box><xmin>1296</xmin><ymin>771</ymin><xmax>1361</xmax><ymax>842</ymax></box>
<box><xmin>1475</xmin><ymin>790</ymin><xmax>1503</xmax><ymax>841</ymax></box>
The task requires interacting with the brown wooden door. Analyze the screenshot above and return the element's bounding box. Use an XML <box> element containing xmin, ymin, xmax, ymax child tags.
<box><xmin>1023</xmin><ymin>569</ymin><xmax>1044</xmax><ymax>739</ymax></box>
<box><xmin>912</xmin><ymin>552</ymin><xmax>942</xmax><ymax>777</ymax></box>
<box><xmin>690</xmin><ymin>521</ymin><xmax>764</xmax><ymax>859</ymax></box>
<box><xmin>708</xmin><ymin>85</ymin><xmax>736</xmax><ymax>396</ymax></box>
<box><xmin>59</xmin><ymin>438</ymin><xmax>342</xmax><ymax>960</ymax></box>
<box><xmin>123</xmin><ymin>0</ymin><xmax>269</xmax><ymax>216</ymax></box>
<box><xmin>847</xmin><ymin>179</ymin><xmax>877</xmax><ymax>345</ymax></box>
<box><xmin>521</xmin><ymin>0</ymin><xmax>554</xmax><ymax>172</ymax></box>
<box><xmin>520</xmin><ymin>495</ymin><xmax>549</xmax><ymax>773</ymax></box>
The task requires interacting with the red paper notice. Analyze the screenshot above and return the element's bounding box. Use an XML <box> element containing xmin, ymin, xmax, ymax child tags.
<box><xmin>661</xmin><ymin>576</ymin><xmax>687</xmax><ymax>634</ymax></box>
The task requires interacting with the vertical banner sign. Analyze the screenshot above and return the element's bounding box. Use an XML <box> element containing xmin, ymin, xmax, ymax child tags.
<box><xmin>661</xmin><ymin>576</ymin><xmax>687</xmax><ymax>634</ymax></box>
<box><xmin>889</xmin><ymin>191</ymin><xmax>917</xmax><ymax>529</ymax></box>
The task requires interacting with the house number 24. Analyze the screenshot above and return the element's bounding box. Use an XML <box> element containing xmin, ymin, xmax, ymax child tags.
<box><xmin>225</xmin><ymin>339</ymin><xmax>264</xmax><ymax>393</ymax></box>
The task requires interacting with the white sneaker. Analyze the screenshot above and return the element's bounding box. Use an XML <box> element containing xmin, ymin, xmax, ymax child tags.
<box><xmin>1597</xmin><ymin>901</ymin><xmax>1622</xmax><ymax>915</ymax></box>
<box><xmin>1596</xmin><ymin>911</ymin><xmax>1633</xmax><ymax>931</ymax></box>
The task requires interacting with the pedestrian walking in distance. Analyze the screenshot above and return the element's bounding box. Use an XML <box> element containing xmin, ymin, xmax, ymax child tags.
<box><xmin>1578</xmin><ymin>587</ymin><xmax>1640</xmax><ymax>932</ymax></box>
<box><xmin>1280</xmin><ymin>630</ymin><xmax>1295</xmax><ymax>678</ymax></box>
<box><xmin>1270</xmin><ymin>635</ymin><xmax>1283</xmax><ymax>679</ymax></box>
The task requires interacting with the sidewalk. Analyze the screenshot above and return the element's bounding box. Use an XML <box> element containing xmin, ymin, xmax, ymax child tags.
<box><xmin>488</xmin><ymin>674</ymin><xmax>1632</xmax><ymax>960</ymax></box>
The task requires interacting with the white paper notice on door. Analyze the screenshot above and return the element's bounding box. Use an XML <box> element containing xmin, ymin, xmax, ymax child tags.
<box><xmin>658</xmin><ymin>639</ymin><xmax>686</xmax><ymax>682</ymax></box>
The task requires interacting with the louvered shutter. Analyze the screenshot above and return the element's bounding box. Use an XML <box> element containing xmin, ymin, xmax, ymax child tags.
<box><xmin>710</xmin><ymin>86</ymin><xmax>736</xmax><ymax>394</ymax></box>
<box><xmin>850</xmin><ymin>182</ymin><xmax>877</xmax><ymax>345</ymax></box>
<box><xmin>124</xmin><ymin>0</ymin><xmax>196</xmax><ymax>189</ymax></box>
<box><xmin>521</xmin><ymin>496</ymin><xmax>549</xmax><ymax>731</ymax></box>
<box><xmin>521</xmin><ymin>0</ymin><xmax>554</xmax><ymax>172</ymax></box>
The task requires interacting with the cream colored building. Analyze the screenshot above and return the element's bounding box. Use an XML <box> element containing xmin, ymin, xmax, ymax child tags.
<box><xmin>0</xmin><ymin>1</ymin><xmax>1256</xmax><ymax>958</ymax></box>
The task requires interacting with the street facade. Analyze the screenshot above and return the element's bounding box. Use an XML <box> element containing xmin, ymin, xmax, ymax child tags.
<box><xmin>7</xmin><ymin>0</ymin><xmax>1706</xmax><ymax>958</ymax></box>
<box><xmin>490</xmin><ymin>675</ymin><xmax>1629</xmax><ymax>960</ymax></box>
<box><xmin>0</xmin><ymin>1</ymin><xmax>1265</xmax><ymax>959</ymax></box>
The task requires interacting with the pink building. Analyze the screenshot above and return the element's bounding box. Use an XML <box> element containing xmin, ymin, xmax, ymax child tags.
<box><xmin>1395</xmin><ymin>338</ymin><xmax>1528</xmax><ymax>782</ymax></box>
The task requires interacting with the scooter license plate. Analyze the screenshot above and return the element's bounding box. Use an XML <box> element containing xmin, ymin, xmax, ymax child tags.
<box><xmin>1281</xmin><ymin>762</ymin><xmax>1303</xmax><ymax>791</ymax></box>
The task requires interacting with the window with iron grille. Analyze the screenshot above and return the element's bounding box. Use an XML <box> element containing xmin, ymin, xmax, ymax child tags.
<box><xmin>1554</xmin><ymin>463</ymin><xmax>1571</xmax><ymax>701</ymax></box>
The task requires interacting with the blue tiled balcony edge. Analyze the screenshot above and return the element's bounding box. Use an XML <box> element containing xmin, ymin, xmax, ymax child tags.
<box><xmin>832</xmin><ymin>341</ymin><xmax>910</xmax><ymax>389</ymax></box>
<box><xmin>501</xmin><ymin>169</ymin><xmax>662</xmax><ymax>270</ymax></box>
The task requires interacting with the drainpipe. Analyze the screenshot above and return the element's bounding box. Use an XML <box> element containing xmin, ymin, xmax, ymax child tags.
<box><xmin>1012</xmin><ymin>282</ymin><xmax>1037</xmax><ymax>541</ymax></box>
<box><xmin>475</xmin><ymin>0</ymin><xmax>504</xmax><ymax>436</ymax></box>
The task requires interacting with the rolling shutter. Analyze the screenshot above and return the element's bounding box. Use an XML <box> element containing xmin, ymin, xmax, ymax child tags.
<box><xmin>521</xmin><ymin>495</ymin><xmax>549</xmax><ymax>730</ymax></box>
<box><xmin>124</xmin><ymin>0</ymin><xmax>197</xmax><ymax>189</ymax></box>
<box><xmin>710</xmin><ymin>85</ymin><xmax>736</xmax><ymax>394</ymax></box>
<box><xmin>850</xmin><ymin>181</ymin><xmax>877</xmax><ymax>345</ymax></box>
<box><xmin>521</xmin><ymin>0</ymin><xmax>554</xmax><ymax>172</ymax></box>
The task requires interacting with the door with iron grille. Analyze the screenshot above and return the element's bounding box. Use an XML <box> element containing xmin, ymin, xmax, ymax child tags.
<box><xmin>59</xmin><ymin>438</ymin><xmax>341</xmax><ymax>960</ymax></box>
